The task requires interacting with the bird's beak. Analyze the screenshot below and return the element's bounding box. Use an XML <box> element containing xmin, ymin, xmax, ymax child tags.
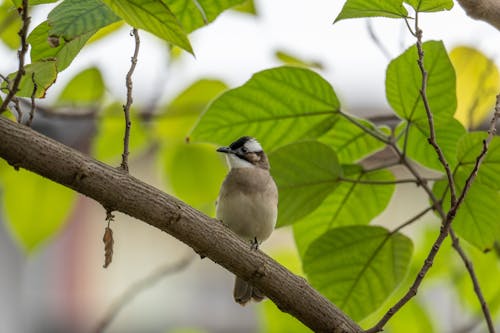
<box><xmin>216</xmin><ymin>146</ymin><xmax>233</xmax><ymax>154</ymax></box>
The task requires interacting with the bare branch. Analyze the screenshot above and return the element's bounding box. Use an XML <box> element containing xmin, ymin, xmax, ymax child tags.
<box><xmin>366</xmin><ymin>20</ymin><xmax>391</xmax><ymax>60</ymax></box>
<box><xmin>94</xmin><ymin>255</ymin><xmax>195</xmax><ymax>333</ymax></box>
<box><xmin>0</xmin><ymin>0</ymin><xmax>30</xmax><ymax>114</ymax></box>
<box><xmin>120</xmin><ymin>28</ymin><xmax>140</xmax><ymax>172</ymax></box>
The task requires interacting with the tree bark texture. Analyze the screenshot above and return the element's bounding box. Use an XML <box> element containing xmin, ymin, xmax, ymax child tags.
<box><xmin>457</xmin><ymin>0</ymin><xmax>500</xmax><ymax>30</ymax></box>
<box><xmin>0</xmin><ymin>116</ymin><xmax>362</xmax><ymax>333</ymax></box>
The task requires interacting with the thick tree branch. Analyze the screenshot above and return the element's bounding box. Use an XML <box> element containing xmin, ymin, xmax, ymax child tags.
<box><xmin>0</xmin><ymin>116</ymin><xmax>362</xmax><ymax>333</ymax></box>
<box><xmin>457</xmin><ymin>0</ymin><xmax>500</xmax><ymax>30</ymax></box>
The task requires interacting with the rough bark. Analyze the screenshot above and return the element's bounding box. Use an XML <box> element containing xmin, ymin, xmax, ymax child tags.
<box><xmin>0</xmin><ymin>116</ymin><xmax>362</xmax><ymax>333</ymax></box>
<box><xmin>457</xmin><ymin>0</ymin><xmax>500</xmax><ymax>30</ymax></box>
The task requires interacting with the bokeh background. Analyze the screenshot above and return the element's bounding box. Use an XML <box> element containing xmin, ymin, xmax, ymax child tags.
<box><xmin>0</xmin><ymin>1</ymin><xmax>499</xmax><ymax>332</ymax></box>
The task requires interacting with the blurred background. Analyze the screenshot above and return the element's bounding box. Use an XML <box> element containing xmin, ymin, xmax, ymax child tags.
<box><xmin>0</xmin><ymin>0</ymin><xmax>499</xmax><ymax>332</ymax></box>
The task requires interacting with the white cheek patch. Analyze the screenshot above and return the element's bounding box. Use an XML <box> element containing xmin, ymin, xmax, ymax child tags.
<box><xmin>226</xmin><ymin>154</ymin><xmax>254</xmax><ymax>169</ymax></box>
<box><xmin>245</xmin><ymin>139</ymin><xmax>263</xmax><ymax>153</ymax></box>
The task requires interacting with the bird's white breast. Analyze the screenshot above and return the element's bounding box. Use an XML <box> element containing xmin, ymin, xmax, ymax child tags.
<box><xmin>216</xmin><ymin>168</ymin><xmax>278</xmax><ymax>243</ymax></box>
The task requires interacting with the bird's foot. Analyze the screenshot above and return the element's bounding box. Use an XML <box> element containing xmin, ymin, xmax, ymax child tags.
<box><xmin>250</xmin><ymin>237</ymin><xmax>259</xmax><ymax>251</ymax></box>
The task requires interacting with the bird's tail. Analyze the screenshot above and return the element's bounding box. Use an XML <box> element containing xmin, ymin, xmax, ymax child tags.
<box><xmin>233</xmin><ymin>276</ymin><xmax>265</xmax><ymax>305</ymax></box>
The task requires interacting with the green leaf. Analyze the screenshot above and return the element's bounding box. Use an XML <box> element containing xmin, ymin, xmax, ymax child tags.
<box><xmin>397</xmin><ymin>118</ymin><xmax>466</xmax><ymax>171</ymax></box>
<box><xmin>303</xmin><ymin>225</ymin><xmax>413</xmax><ymax>321</ymax></box>
<box><xmin>162</xmin><ymin>142</ymin><xmax>226</xmax><ymax>211</ymax></box>
<box><xmin>0</xmin><ymin>2</ymin><xmax>21</xmax><ymax>49</ymax></box>
<box><xmin>269</xmin><ymin>141</ymin><xmax>341</xmax><ymax>227</ymax></box>
<box><xmin>456</xmin><ymin>132</ymin><xmax>500</xmax><ymax>190</ymax></box>
<box><xmin>167</xmin><ymin>0</ymin><xmax>245</xmax><ymax>33</ymax></box>
<box><xmin>274</xmin><ymin>50</ymin><xmax>324</xmax><ymax>70</ymax></box>
<box><xmin>386</xmin><ymin>40</ymin><xmax>456</xmax><ymax>123</ymax></box>
<box><xmin>404</xmin><ymin>0</ymin><xmax>453</xmax><ymax>12</ymax></box>
<box><xmin>154</xmin><ymin>79</ymin><xmax>228</xmax><ymax>141</ymax></box>
<box><xmin>1</xmin><ymin>168</ymin><xmax>76</xmax><ymax>253</ymax></box>
<box><xmin>101</xmin><ymin>0</ymin><xmax>193</xmax><ymax>54</ymax></box>
<box><xmin>320</xmin><ymin>115</ymin><xmax>389</xmax><ymax>163</ymax></box>
<box><xmin>334</xmin><ymin>0</ymin><xmax>408</xmax><ymax>23</ymax></box>
<box><xmin>293</xmin><ymin>166</ymin><xmax>395</xmax><ymax>257</ymax></box>
<box><xmin>433</xmin><ymin>177</ymin><xmax>500</xmax><ymax>251</ymax></box>
<box><xmin>57</xmin><ymin>67</ymin><xmax>105</xmax><ymax>105</ymax></box>
<box><xmin>28</xmin><ymin>21</ymin><xmax>94</xmax><ymax>72</ymax></box>
<box><xmin>92</xmin><ymin>102</ymin><xmax>148</xmax><ymax>163</ymax></box>
<box><xmin>48</xmin><ymin>0</ymin><xmax>120</xmax><ymax>41</ymax></box>
<box><xmin>190</xmin><ymin>66</ymin><xmax>340</xmax><ymax>149</ymax></box>
<box><xmin>1</xmin><ymin>60</ymin><xmax>57</xmax><ymax>98</ymax></box>
<box><xmin>233</xmin><ymin>0</ymin><xmax>257</xmax><ymax>15</ymax></box>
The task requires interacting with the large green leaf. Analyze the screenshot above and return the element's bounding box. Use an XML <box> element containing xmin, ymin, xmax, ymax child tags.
<box><xmin>48</xmin><ymin>0</ymin><xmax>120</xmax><ymax>41</ymax></box>
<box><xmin>456</xmin><ymin>132</ymin><xmax>500</xmax><ymax>190</ymax></box>
<box><xmin>154</xmin><ymin>79</ymin><xmax>228</xmax><ymax>141</ymax></box>
<box><xmin>29</xmin><ymin>21</ymin><xmax>94</xmax><ymax>72</ymax></box>
<box><xmin>190</xmin><ymin>66</ymin><xmax>340</xmax><ymax>149</ymax></box>
<box><xmin>167</xmin><ymin>0</ymin><xmax>245</xmax><ymax>33</ymax></box>
<box><xmin>1</xmin><ymin>168</ymin><xmax>76</xmax><ymax>253</ymax></box>
<box><xmin>386</xmin><ymin>40</ymin><xmax>456</xmax><ymax>123</ymax></box>
<box><xmin>397</xmin><ymin>117</ymin><xmax>466</xmax><ymax>171</ymax></box>
<box><xmin>1</xmin><ymin>60</ymin><xmax>57</xmax><ymax>98</ymax></box>
<box><xmin>303</xmin><ymin>225</ymin><xmax>413</xmax><ymax>321</ymax></box>
<box><xmin>320</xmin><ymin>115</ymin><xmax>389</xmax><ymax>163</ymax></box>
<box><xmin>433</xmin><ymin>176</ymin><xmax>500</xmax><ymax>251</ymax></box>
<box><xmin>334</xmin><ymin>0</ymin><xmax>408</xmax><ymax>23</ymax></box>
<box><xmin>269</xmin><ymin>141</ymin><xmax>341</xmax><ymax>227</ymax></box>
<box><xmin>101</xmin><ymin>0</ymin><xmax>193</xmax><ymax>54</ymax></box>
<box><xmin>404</xmin><ymin>0</ymin><xmax>453</xmax><ymax>12</ymax></box>
<box><xmin>57</xmin><ymin>67</ymin><xmax>105</xmax><ymax>105</ymax></box>
<box><xmin>294</xmin><ymin>166</ymin><xmax>395</xmax><ymax>257</ymax></box>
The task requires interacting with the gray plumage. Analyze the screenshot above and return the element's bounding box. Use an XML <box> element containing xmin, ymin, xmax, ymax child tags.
<box><xmin>216</xmin><ymin>137</ymin><xmax>278</xmax><ymax>305</ymax></box>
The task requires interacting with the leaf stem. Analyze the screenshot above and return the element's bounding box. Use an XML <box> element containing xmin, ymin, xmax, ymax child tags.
<box><xmin>339</xmin><ymin>110</ymin><xmax>391</xmax><ymax>144</ymax></box>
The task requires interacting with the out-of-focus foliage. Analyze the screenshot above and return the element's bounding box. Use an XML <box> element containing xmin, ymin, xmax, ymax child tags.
<box><xmin>450</xmin><ymin>46</ymin><xmax>500</xmax><ymax>129</ymax></box>
<box><xmin>57</xmin><ymin>67</ymin><xmax>105</xmax><ymax>106</ymax></box>
<box><xmin>0</xmin><ymin>168</ymin><xmax>76</xmax><ymax>253</ymax></box>
<box><xmin>92</xmin><ymin>102</ymin><xmax>148</xmax><ymax>163</ymax></box>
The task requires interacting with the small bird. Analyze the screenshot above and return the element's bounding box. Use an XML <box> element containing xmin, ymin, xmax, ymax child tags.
<box><xmin>216</xmin><ymin>136</ymin><xmax>278</xmax><ymax>305</ymax></box>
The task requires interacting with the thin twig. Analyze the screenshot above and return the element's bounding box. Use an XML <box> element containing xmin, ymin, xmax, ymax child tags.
<box><xmin>0</xmin><ymin>0</ymin><xmax>30</xmax><ymax>114</ymax></box>
<box><xmin>94</xmin><ymin>255</ymin><xmax>195</xmax><ymax>333</ymax></box>
<box><xmin>339</xmin><ymin>176</ymin><xmax>440</xmax><ymax>185</ymax></box>
<box><xmin>26</xmin><ymin>72</ymin><xmax>36</xmax><ymax>127</ymax></box>
<box><xmin>120</xmin><ymin>28</ymin><xmax>140</xmax><ymax>172</ymax></box>
<box><xmin>391</xmin><ymin>205</ymin><xmax>435</xmax><ymax>234</ymax></box>
<box><xmin>449</xmin><ymin>229</ymin><xmax>496</xmax><ymax>333</ymax></box>
<box><xmin>414</xmin><ymin>17</ymin><xmax>457</xmax><ymax>206</ymax></box>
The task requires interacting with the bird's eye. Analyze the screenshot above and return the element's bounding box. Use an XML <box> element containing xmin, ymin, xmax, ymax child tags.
<box><xmin>241</xmin><ymin>146</ymin><xmax>248</xmax><ymax>153</ymax></box>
